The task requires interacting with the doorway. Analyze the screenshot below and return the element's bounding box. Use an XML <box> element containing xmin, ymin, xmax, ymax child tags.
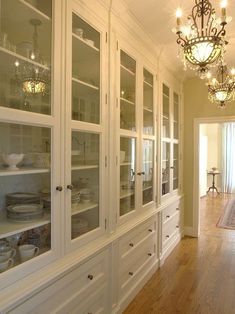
<box><xmin>193</xmin><ymin>117</ymin><xmax>235</xmax><ymax>236</ymax></box>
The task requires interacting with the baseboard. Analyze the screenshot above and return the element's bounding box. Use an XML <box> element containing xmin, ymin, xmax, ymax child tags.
<box><xmin>116</xmin><ymin>260</ymin><xmax>158</xmax><ymax>313</ymax></box>
<box><xmin>184</xmin><ymin>226</ymin><xmax>198</xmax><ymax>237</ymax></box>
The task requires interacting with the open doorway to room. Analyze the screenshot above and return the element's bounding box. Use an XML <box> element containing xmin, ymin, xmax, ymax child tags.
<box><xmin>194</xmin><ymin>117</ymin><xmax>235</xmax><ymax>237</ymax></box>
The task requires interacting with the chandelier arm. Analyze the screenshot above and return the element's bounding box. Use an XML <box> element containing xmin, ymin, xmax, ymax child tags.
<box><xmin>176</xmin><ymin>32</ymin><xmax>187</xmax><ymax>47</ymax></box>
<box><xmin>216</xmin><ymin>23</ymin><xmax>227</xmax><ymax>38</ymax></box>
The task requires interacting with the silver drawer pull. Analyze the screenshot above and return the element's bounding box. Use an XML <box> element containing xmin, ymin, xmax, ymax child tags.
<box><xmin>87</xmin><ymin>274</ymin><xmax>93</xmax><ymax>280</ymax></box>
<box><xmin>148</xmin><ymin>229</ymin><xmax>153</xmax><ymax>232</ymax></box>
<box><xmin>148</xmin><ymin>253</ymin><xmax>152</xmax><ymax>257</ymax></box>
<box><xmin>129</xmin><ymin>243</ymin><xmax>134</xmax><ymax>247</ymax></box>
<box><xmin>129</xmin><ymin>271</ymin><xmax>134</xmax><ymax>276</ymax></box>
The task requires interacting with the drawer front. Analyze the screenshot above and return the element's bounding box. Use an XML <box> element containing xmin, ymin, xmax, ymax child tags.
<box><xmin>57</xmin><ymin>283</ymin><xmax>107</xmax><ymax>314</ymax></box>
<box><xmin>162</xmin><ymin>213</ymin><xmax>181</xmax><ymax>247</ymax></box>
<box><xmin>10</xmin><ymin>250</ymin><xmax>109</xmax><ymax>314</ymax></box>
<box><xmin>119</xmin><ymin>240</ymin><xmax>156</xmax><ymax>298</ymax></box>
<box><xmin>162</xmin><ymin>200</ymin><xmax>181</xmax><ymax>223</ymax></box>
<box><xmin>119</xmin><ymin>218</ymin><xmax>157</xmax><ymax>258</ymax></box>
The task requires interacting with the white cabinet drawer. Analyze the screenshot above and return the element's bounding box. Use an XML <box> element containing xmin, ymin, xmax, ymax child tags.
<box><xmin>119</xmin><ymin>218</ymin><xmax>156</xmax><ymax>259</ymax></box>
<box><xmin>162</xmin><ymin>213</ymin><xmax>181</xmax><ymax>247</ymax></box>
<box><xmin>9</xmin><ymin>250</ymin><xmax>109</xmax><ymax>314</ymax></box>
<box><xmin>162</xmin><ymin>200</ymin><xmax>181</xmax><ymax>223</ymax></box>
<box><xmin>119</xmin><ymin>239</ymin><xmax>156</xmax><ymax>298</ymax></box>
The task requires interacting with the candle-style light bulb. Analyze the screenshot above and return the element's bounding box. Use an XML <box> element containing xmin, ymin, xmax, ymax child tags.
<box><xmin>176</xmin><ymin>8</ymin><xmax>182</xmax><ymax>25</ymax></box>
<box><xmin>221</xmin><ymin>0</ymin><xmax>227</xmax><ymax>23</ymax></box>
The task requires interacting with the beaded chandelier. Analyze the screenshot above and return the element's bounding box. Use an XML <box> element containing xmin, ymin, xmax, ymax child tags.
<box><xmin>175</xmin><ymin>0</ymin><xmax>229</xmax><ymax>78</ymax></box>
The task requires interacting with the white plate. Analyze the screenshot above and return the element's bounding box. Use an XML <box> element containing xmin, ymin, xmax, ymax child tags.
<box><xmin>8</xmin><ymin>204</ymin><xmax>42</xmax><ymax>214</ymax></box>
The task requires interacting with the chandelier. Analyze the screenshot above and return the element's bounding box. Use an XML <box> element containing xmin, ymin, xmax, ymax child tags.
<box><xmin>15</xmin><ymin>19</ymin><xmax>48</xmax><ymax>95</ymax></box>
<box><xmin>207</xmin><ymin>65</ymin><xmax>235</xmax><ymax>108</ymax></box>
<box><xmin>175</xmin><ymin>0</ymin><xmax>229</xmax><ymax>77</ymax></box>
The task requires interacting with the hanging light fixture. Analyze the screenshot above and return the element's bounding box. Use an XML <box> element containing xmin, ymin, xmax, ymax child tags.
<box><xmin>174</xmin><ymin>0</ymin><xmax>229</xmax><ymax>78</ymax></box>
<box><xmin>207</xmin><ymin>64</ymin><xmax>235</xmax><ymax>108</ymax></box>
<box><xmin>15</xmin><ymin>19</ymin><xmax>48</xmax><ymax>95</ymax></box>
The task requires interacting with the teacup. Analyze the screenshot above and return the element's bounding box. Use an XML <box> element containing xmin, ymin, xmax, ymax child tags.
<box><xmin>0</xmin><ymin>246</ymin><xmax>16</xmax><ymax>259</ymax></box>
<box><xmin>19</xmin><ymin>244</ymin><xmax>39</xmax><ymax>262</ymax></box>
<box><xmin>0</xmin><ymin>256</ymin><xmax>14</xmax><ymax>272</ymax></box>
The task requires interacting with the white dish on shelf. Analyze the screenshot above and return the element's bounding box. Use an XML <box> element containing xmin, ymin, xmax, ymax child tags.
<box><xmin>7</xmin><ymin>204</ymin><xmax>42</xmax><ymax>214</ymax></box>
<box><xmin>2</xmin><ymin>153</ymin><xmax>24</xmax><ymax>170</ymax></box>
<box><xmin>84</xmin><ymin>38</ymin><xmax>95</xmax><ymax>46</ymax></box>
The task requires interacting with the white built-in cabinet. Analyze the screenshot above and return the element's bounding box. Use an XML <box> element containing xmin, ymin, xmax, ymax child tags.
<box><xmin>0</xmin><ymin>1</ymin><xmax>183</xmax><ymax>313</ymax></box>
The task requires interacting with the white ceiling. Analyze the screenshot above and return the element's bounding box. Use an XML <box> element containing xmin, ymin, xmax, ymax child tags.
<box><xmin>123</xmin><ymin>0</ymin><xmax>235</xmax><ymax>77</ymax></box>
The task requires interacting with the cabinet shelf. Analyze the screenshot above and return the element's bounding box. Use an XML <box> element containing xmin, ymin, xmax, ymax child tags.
<box><xmin>19</xmin><ymin>0</ymin><xmax>51</xmax><ymax>21</ymax></box>
<box><xmin>72</xmin><ymin>33</ymin><xmax>99</xmax><ymax>52</ymax></box>
<box><xmin>144</xmin><ymin>80</ymin><xmax>153</xmax><ymax>88</ymax></box>
<box><xmin>120</xmin><ymin>97</ymin><xmax>135</xmax><ymax>106</ymax></box>
<box><xmin>72</xmin><ymin>77</ymin><xmax>99</xmax><ymax>90</ymax></box>
<box><xmin>120</xmin><ymin>162</ymin><xmax>132</xmax><ymax>166</ymax></box>
<box><xmin>72</xmin><ymin>164</ymin><xmax>99</xmax><ymax>170</ymax></box>
<box><xmin>71</xmin><ymin>202</ymin><xmax>98</xmax><ymax>216</ymax></box>
<box><xmin>0</xmin><ymin>212</ymin><xmax>51</xmax><ymax>239</ymax></box>
<box><xmin>120</xmin><ymin>64</ymin><xmax>135</xmax><ymax>76</ymax></box>
<box><xmin>143</xmin><ymin>185</ymin><xmax>152</xmax><ymax>191</ymax></box>
<box><xmin>120</xmin><ymin>189</ymin><xmax>134</xmax><ymax>199</ymax></box>
<box><xmin>143</xmin><ymin>106</ymin><xmax>153</xmax><ymax>113</ymax></box>
<box><xmin>0</xmin><ymin>46</ymin><xmax>50</xmax><ymax>71</ymax></box>
<box><xmin>0</xmin><ymin>167</ymin><xmax>50</xmax><ymax>177</ymax></box>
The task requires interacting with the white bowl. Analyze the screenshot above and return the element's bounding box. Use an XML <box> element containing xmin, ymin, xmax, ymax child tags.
<box><xmin>2</xmin><ymin>154</ymin><xmax>24</xmax><ymax>170</ymax></box>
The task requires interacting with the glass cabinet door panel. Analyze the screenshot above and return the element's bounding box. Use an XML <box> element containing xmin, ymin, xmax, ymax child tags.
<box><xmin>71</xmin><ymin>131</ymin><xmax>99</xmax><ymax>239</ymax></box>
<box><xmin>162</xmin><ymin>84</ymin><xmax>170</xmax><ymax>138</ymax></box>
<box><xmin>120</xmin><ymin>137</ymin><xmax>136</xmax><ymax>216</ymax></box>
<box><xmin>72</xmin><ymin>13</ymin><xmax>100</xmax><ymax>124</ymax></box>
<box><xmin>0</xmin><ymin>0</ymin><xmax>52</xmax><ymax>114</ymax></box>
<box><xmin>142</xmin><ymin>139</ymin><xmax>154</xmax><ymax>205</ymax></box>
<box><xmin>173</xmin><ymin>92</ymin><xmax>179</xmax><ymax>140</ymax></box>
<box><xmin>120</xmin><ymin>50</ymin><xmax>136</xmax><ymax>131</ymax></box>
<box><xmin>173</xmin><ymin>143</ymin><xmax>179</xmax><ymax>190</ymax></box>
<box><xmin>143</xmin><ymin>69</ymin><xmax>154</xmax><ymax>135</ymax></box>
<box><xmin>0</xmin><ymin>121</ymin><xmax>51</xmax><ymax>272</ymax></box>
<box><xmin>162</xmin><ymin>141</ymin><xmax>170</xmax><ymax>196</ymax></box>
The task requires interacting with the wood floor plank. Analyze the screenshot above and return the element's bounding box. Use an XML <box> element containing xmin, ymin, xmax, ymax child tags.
<box><xmin>123</xmin><ymin>194</ymin><xmax>235</xmax><ymax>314</ymax></box>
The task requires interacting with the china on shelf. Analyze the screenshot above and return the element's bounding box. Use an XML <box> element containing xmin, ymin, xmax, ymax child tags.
<box><xmin>80</xmin><ymin>188</ymin><xmax>92</xmax><ymax>203</ymax></box>
<box><xmin>7</xmin><ymin>204</ymin><xmax>44</xmax><ymax>222</ymax></box>
<box><xmin>73</xmin><ymin>27</ymin><xmax>83</xmax><ymax>38</ymax></box>
<box><xmin>18</xmin><ymin>244</ymin><xmax>39</xmax><ymax>262</ymax></box>
<box><xmin>0</xmin><ymin>256</ymin><xmax>14</xmax><ymax>273</ymax></box>
<box><xmin>84</xmin><ymin>38</ymin><xmax>95</xmax><ymax>47</ymax></box>
<box><xmin>2</xmin><ymin>153</ymin><xmax>24</xmax><ymax>170</ymax></box>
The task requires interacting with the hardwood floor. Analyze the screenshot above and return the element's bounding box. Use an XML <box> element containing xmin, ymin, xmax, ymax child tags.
<box><xmin>123</xmin><ymin>194</ymin><xmax>235</xmax><ymax>314</ymax></box>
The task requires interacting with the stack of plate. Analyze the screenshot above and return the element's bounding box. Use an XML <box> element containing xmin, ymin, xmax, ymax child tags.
<box><xmin>6</xmin><ymin>193</ymin><xmax>41</xmax><ymax>206</ymax></box>
<box><xmin>71</xmin><ymin>190</ymin><xmax>80</xmax><ymax>207</ymax></box>
<box><xmin>7</xmin><ymin>204</ymin><xmax>43</xmax><ymax>222</ymax></box>
<box><xmin>71</xmin><ymin>217</ymin><xmax>88</xmax><ymax>238</ymax></box>
<box><xmin>43</xmin><ymin>196</ymin><xmax>51</xmax><ymax>211</ymax></box>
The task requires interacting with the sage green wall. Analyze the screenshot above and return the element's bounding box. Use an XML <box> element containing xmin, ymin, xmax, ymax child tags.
<box><xmin>183</xmin><ymin>78</ymin><xmax>235</xmax><ymax>227</ymax></box>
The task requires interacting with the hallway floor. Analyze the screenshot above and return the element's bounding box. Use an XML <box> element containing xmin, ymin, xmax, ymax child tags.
<box><xmin>123</xmin><ymin>194</ymin><xmax>235</xmax><ymax>314</ymax></box>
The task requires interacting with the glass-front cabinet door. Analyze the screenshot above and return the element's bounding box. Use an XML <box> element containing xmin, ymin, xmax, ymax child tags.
<box><xmin>119</xmin><ymin>49</ymin><xmax>137</xmax><ymax>219</ymax></box>
<box><xmin>142</xmin><ymin>68</ymin><xmax>155</xmax><ymax>206</ymax></box>
<box><xmin>0</xmin><ymin>0</ymin><xmax>59</xmax><ymax>284</ymax></box>
<box><xmin>173</xmin><ymin>92</ymin><xmax>180</xmax><ymax>191</ymax></box>
<box><xmin>66</xmin><ymin>4</ymin><xmax>106</xmax><ymax>247</ymax></box>
<box><xmin>161</xmin><ymin>84</ymin><xmax>180</xmax><ymax>198</ymax></box>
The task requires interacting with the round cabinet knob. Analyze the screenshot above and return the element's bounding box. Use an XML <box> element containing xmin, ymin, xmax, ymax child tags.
<box><xmin>129</xmin><ymin>271</ymin><xmax>134</xmax><ymax>276</ymax></box>
<box><xmin>176</xmin><ymin>207</ymin><xmax>180</xmax><ymax>211</ymax></box>
<box><xmin>176</xmin><ymin>225</ymin><xmax>179</xmax><ymax>228</ymax></box>
<box><xmin>56</xmin><ymin>185</ymin><xmax>63</xmax><ymax>192</ymax></box>
<box><xmin>166</xmin><ymin>235</ymin><xmax>170</xmax><ymax>238</ymax></box>
<box><xmin>166</xmin><ymin>215</ymin><xmax>170</xmax><ymax>218</ymax></box>
<box><xmin>129</xmin><ymin>243</ymin><xmax>134</xmax><ymax>247</ymax></box>
<box><xmin>137</xmin><ymin>171</ymin><xmax>145</xmax><ymax>176</ymax></box>
<box><xmin>67</xmin><ymin>184</ymin><xmax>73</xmax><ymax>190</ymax></box>
<box><xmin>87</xmin><ymin>274</ymin><xmax>93</xmax><ymax>280</ymax></box>
<box><xmin>148</xmin><ymin>229</ymin><xmax>153</xmax><ymax>232</ymax></box>
<box><xmin>148</xmin><ymin>253</ymin><xmax>152</xmax><ymax>257</ymax></box>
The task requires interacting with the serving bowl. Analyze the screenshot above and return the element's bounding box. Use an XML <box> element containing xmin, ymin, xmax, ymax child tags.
<box><xmin>2</xmin><ymin>154</ymin><xmax>24</xmax><ymax>170</ymax></box>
